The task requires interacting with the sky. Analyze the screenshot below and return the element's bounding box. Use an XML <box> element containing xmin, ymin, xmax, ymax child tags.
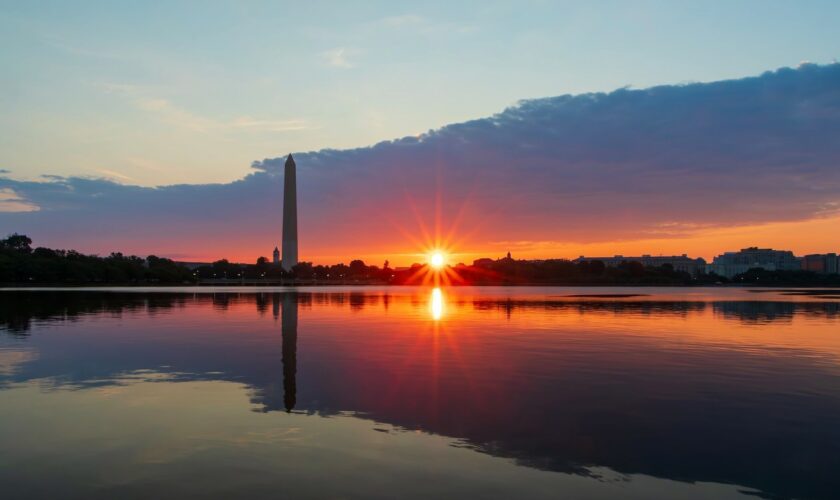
<box><xmin>1</xmin><ymin>1</ymin><xmax>840</xmax><ymax>264</ymax></box>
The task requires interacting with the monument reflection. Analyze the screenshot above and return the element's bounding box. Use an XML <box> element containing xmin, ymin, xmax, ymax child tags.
<box><xmin>278</xmin><ymin>293</ymin><xmax>297</xmax><ymax>412</ymax></box>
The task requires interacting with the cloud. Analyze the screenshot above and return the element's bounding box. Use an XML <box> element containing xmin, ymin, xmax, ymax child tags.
<box><xmin>0</xmin><ymin>188</ymin><xmax>40</xmax><ymax>213</ymax></box>
<box><xmin>321</xmin><ymin>47</ymin><xmax>355</xmax><ymax>68</ymax></box>
<box><xmin>96</xmin><ymin>169</ymin><xmax>136</xmax><ymax>183</ymax></box>
<box><xmin>2</xmin><ymin>64</ymin><xmax>840</xmax><ymax>260</ymax></box>
<box><xmin>99</xmin><ymin>82</ymin><xmax>311</xmax><ymax>134</ymax></box>
<box><xmin>44</xmin><ymin>35</ymin><xmax>127</xmax><ymax>61</ymax></box>
<box><xmin>134</xmin><ymin>97</ymin><xmax>217</xmax><ymax>133</ymax></box>
<box><xmin>229</xmin><ymin>117</ymin><xmax>309</xmax><ymax>132</ymax></box>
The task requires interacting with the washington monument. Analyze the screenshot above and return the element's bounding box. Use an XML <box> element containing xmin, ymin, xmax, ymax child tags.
<box><xmin>281</xmin><ymin>153</ymin><xmax>298</xmax><ymax>271</ymax></box>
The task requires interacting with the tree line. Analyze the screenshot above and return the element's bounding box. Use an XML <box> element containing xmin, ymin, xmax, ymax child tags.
<box><xmin>0</xmin><ymin>234</ymin><xmax>193</xmax><ymax>284</ymax></box>
<box><xmin>3</xmin><ymin>233</ymin><xmax>839</xmax><ymax>286</ymax></box>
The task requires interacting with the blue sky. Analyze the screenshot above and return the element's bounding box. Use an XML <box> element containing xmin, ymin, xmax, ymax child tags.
<box><xmin>2</xmin><ymin>1</ymin><xmax>839</xmax><ymax>185</ymax></box>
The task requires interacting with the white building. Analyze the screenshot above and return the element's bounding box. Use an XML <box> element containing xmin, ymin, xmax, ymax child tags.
<box><xmin>706</xmin><ymin>247</ymin><xmax>801</xmax><ymax>278</ymax></box>
<box><xmin>801</xmin><ymin>253</ymin><xmax>839</xmax><ymax>274</ymax></box>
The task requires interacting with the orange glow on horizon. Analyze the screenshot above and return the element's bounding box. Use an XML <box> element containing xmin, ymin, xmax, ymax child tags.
<box><xmin>137</xmin><ymin>212</ymin><xmax>840</xmax><ymax>267</ymax></box>
<box><xmin>300</xmin><ymin>213</ymin><xmax>840</xmax><ymax>266</ymax></box>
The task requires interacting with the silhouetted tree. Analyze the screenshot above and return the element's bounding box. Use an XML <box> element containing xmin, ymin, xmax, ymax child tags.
<box><xmin>1</xmin><ymin>233</ymin><xmax>32</xmax><ymax>253</ymax></box>
<box><xmin>0</xmin><ymin>234</ymin><xmax>193</xmax><ymax>284</ymax></box>
<box><xmin>292</xmin><ymin>262</ymin><xmax>314</xmax><ymax>279</ymax></box>
<box><xmin>349</xmin><ymin>259</ymin><xmax>367</xmax><ymax>277</ymax></box>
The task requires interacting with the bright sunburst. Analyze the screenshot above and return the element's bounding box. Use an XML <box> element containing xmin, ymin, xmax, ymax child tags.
<box><xmin>429</xmin><ymin>251</ymin><xmax>446</xmax><ymax>270</ymax></box>
<box><xmin>385</xmin><ymin>180</ymin><xmax>487</xmax><ymax>287</ymax></box>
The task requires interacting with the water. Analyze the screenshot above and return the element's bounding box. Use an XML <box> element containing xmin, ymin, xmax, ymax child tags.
<box><xmin>1</xmin><ymin>286</ymin><xmax>839</xmax><ymax>499</ymax></box>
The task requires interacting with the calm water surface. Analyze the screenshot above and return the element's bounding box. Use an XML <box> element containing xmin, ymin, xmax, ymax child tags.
<box><xmin>1</xmin><ymin>286</ymin><xmax>840</xmax><ymax>499</ymax></box>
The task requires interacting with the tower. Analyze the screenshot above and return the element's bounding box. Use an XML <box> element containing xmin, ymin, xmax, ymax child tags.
<box><xmin>272</xmin><ymin>246</ymin><xmax>280</xmax><ymax>265</ymax></box>
<box><xmin>282</xmin><ymin>153</ymin><xmax>298</xmax><ymax>271</ymax></box>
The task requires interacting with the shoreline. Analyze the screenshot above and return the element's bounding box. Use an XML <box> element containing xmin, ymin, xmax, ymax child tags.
<box><xmin>2</xmin><ymin>283</ymin><xmax>840</xmax><ymax>289</ymax></box>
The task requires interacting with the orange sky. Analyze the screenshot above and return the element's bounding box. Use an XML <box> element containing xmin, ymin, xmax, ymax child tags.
<box><xmin>193</xmin><ymin>213</ymin><xmax>840</xmax><ymax>266</ymax></box>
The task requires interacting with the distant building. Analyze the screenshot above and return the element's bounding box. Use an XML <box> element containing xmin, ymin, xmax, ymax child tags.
<box><xmin>272</xmin><ymin>246</ymin><xmax>280</xmax><ymax>265</ymax></box>
<box><xmin>472</xmin><ymin>258</ymin><xmax>494</xmax><ymax>268</ymax></box>
<box><xmin>176</xmin><ymin>261</ymin><xmax>211</xmax><ymax>271</ymax></box>
<box><xmin>573</xmin><ymin>254</ymin><xmax>707</xmax><ymax>276</ymax></box>
<box><xmin>801</xmin><ymin>253</ymin><xmax>839</xmax><ymax>274</ymax></box>
<box><xmin>707</xmin><ymin>247</ymin><xmax>801</xmax><ymax>278</ymax></box>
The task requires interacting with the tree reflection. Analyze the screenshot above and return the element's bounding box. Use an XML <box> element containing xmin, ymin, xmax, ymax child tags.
<box><xmin>2</xmin><ymin>291</ymin><xmax>840</xmax><ymax>336</ymax></box>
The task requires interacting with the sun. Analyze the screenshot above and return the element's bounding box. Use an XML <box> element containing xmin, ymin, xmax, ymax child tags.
<box><xmin>429</xmin><ymin>251</ymin><xmax>446</xmax><ymax>270</ymax></box>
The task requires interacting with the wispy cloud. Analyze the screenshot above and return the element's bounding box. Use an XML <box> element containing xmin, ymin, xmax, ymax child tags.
<box><xmin>98</xmin><ymin>82</ymin><xmax>311</xmax><ymax>133</ymax></box>
<box><xmin>321</xmin><ymin>47</ymin><xmax>355</xmax><ymax>68</ymax></box>
<box><xmin>95</xmin><ymin>169</ymin><xmax>136</xmax><ymax>183</ymax></box>
<box><xmin>43</xmin><ymin>35</ymin><xmax>127</xmax><ymax>61</ymax></box>
<box><xmin>0</xmin><ymin>188</ymin><xmax>39</xmax><ymax>213</ymax></box>
<box><xmin>135</xmin><ymin>97</ymin><xmax>217</xmax><ymax>133</ymax></box>
<box><xmin>229</xmin><ymin>117</ymin><xmax>309</xmax><ymax>132</ymax></box>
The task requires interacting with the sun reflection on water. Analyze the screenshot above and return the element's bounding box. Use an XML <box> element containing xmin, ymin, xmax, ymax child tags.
<box><xmin>430</xmin><ymin>287</ymin><xmax>445</xmax><ymax>321</ymax></box>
